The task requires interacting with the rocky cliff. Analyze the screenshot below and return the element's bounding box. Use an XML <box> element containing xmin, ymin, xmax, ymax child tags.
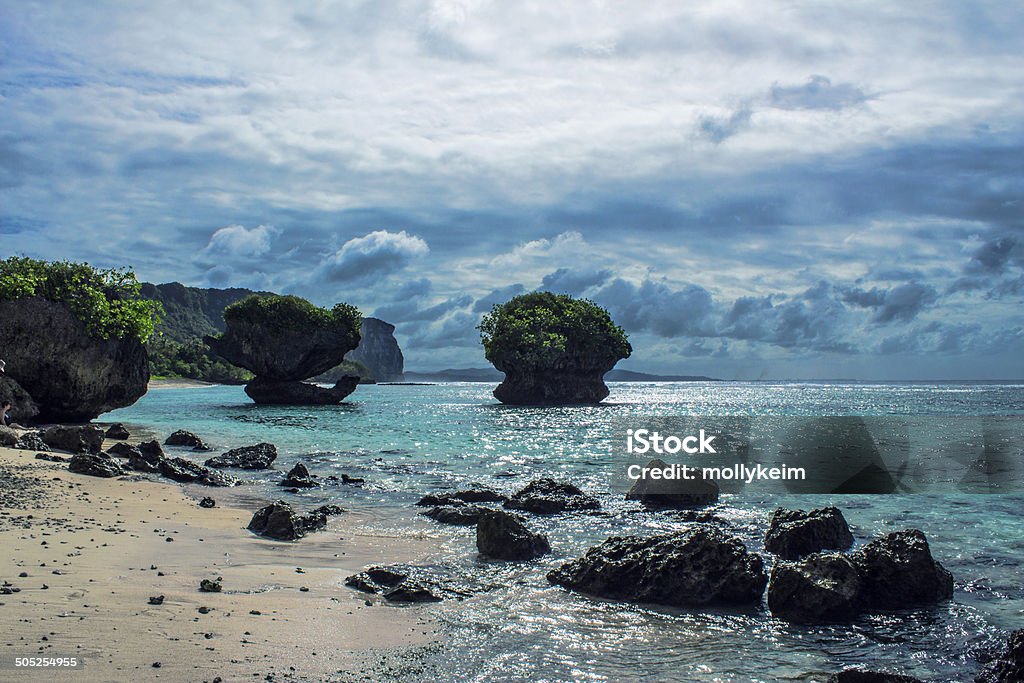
<box><xmin>343</xmin><ymin>318</ymin><xmax>404</xmax><ymax>381</ymax></box>
<box><xmin>0</xmin><ymin>298</ymin><xmax>149</xmax><ymax>421</ymax></box>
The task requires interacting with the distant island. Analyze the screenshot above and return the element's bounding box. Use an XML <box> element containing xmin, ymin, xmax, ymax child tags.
<box><xmin>402</xmin><ymin>368</ymin><xmax>717</xmax><ymax>383</ymax></box>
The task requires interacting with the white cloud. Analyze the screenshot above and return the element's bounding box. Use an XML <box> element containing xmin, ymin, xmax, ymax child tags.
<box><xmin>202</xmin><ymin>224</ymin><xmax>279</xmax><ymax>257</ymax></box>
<box><xmin>317</xmin><ymin>230</ymin><xmax>429</xmax><ymax>283</ymax></box>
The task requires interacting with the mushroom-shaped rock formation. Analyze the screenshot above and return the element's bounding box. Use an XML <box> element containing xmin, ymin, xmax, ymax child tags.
<box><xmin>0</xmin><ymin>258</ymin><xmax>159</xmax><ymax>421</ymax></box>
<box><xmin>479</xmin><ymin>292</ymin><xmax>631</xmax><ymax>405</ymax></box>
<box><xmin>204</xmin><ymin>295</ymin><xmax>362</xmax><ymax>405</ymax></box>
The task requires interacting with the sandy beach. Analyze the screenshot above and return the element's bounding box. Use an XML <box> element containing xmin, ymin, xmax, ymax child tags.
<box><xmin>0</xmin><ymin>443</ymin><xmax>440</xmax><ymax>683</ymax></box>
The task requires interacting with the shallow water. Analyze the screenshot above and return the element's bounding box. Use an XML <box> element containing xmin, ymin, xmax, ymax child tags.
<box><xmin>105</xmin><ymin>381</ymin><xmax>1024</xmax><ymax>682</ymax></box>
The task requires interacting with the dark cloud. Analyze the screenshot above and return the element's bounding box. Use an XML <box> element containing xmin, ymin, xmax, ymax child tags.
<box><xmin>968</xmin><ymin>236</ymin><xmax>1018</xmax><ymax>273</ymax></box>
<box><xmin>591</xmin><ymin>279</ymin><xmax>716</xmax><ymax>338</ymax></box>
<box><xmin>473</xmin><ymin>284</ymin><xmax>527</xmax><ymax>313</ymax></box>
<box><xmin>842</xmin><ymin>283</ymin><xmax>939</xmax><ymax>323</ymax></box>
<box><xmin>540</xmin><ymin>267</ymin><xmax>613</xmax><ymax>296</ymax></box>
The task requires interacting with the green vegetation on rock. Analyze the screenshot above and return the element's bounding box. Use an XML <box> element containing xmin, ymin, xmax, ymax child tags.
<box><xmin>0</xmin><ymin>256</ymin><xmax>161</xmax><ymax>342</ymax></box>
<box><xmin>223</xmin><ymin>294</ymin><xmax>362</xmax><ymax>340</ymax></box>
<box><xmin>479</xmin><ymin>292</ymin><xmax>631</xmax><ymax>372</ymax></box>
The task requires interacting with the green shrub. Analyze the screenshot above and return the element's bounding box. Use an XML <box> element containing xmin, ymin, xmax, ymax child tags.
<box><xmin>223</xmin><ymin>294</ymin><xmax>361</xmax><ymax>336</ymax></box>
<box><xmin>0</xmin><ymin>256</ymin><xmax>162</xmax><ymax>342</ymax></box>
<box><xmin>147</xmin><ymin>337</ymin><xmax>253</xmax><ymax>384</ymax></box>
<box><xmin>479</xmin><ymin>291</ymin><xmax>631</xmax><ymax>371</ymax></box>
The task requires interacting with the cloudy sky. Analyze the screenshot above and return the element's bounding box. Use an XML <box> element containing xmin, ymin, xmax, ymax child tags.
<box><xmin>2</xmin><ymin>1</ymin><xmax>1023</xmax><ymax>378</ymax></box>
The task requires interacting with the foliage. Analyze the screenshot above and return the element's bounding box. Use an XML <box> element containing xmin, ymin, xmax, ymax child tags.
<box><xmin>0</xmin><ymin>256</ymin><xmax>161</xmax><ymax>342</ymax></box>
<box><xmin>147</xmin><ymin>337</ymin><xmax>253</xmax><ymax>384</ymax></box>
<box><xmin>312</xmin><ymin>359</ymin><xmax>373</xmax><ymax>383</ymax></box>
<box><xmin>222</xmin><ymin>294</ymin><xmax>362</xmax><ymax>337</ymax></box>
<box><xmin>479</xmin><ymin>291</ymin><xmax>631</xmax><ymax>371</ymax></box>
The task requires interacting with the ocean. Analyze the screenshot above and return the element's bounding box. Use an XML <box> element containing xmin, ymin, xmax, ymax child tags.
<box><xmin>104</xmin><ymin>381</ymin><xmax>1024</xmax><ymax>682</ymax></box>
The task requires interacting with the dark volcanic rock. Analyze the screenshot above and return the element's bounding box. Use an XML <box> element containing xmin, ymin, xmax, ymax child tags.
<box><xmin>625</xmin><ymin>458</ymin><xmax>720</xmax><ymax>508</ymax></box>
<box><xmin>35</xmin><ymin>453</ymin><xmax>69</xmax><ymax>463</ymax></box>
<box><xmin>42</xmin><ymin>425</ymin><xmax>105</xmax><ymax>454</ymax></box>
<box><xmin>494</xmin><ymin>372</ymin><xmax>613</xmax><ymax>405</ymax></box>
<box><xmin>199</xmin><ymin>497</ymin><xmax>216</xmax><ymax>508</ymax></box>
<box><xmin>205</xmin><ymin>442</ymin><xmax>277</xmax><ymax>469</ymax></box>
<box><xmin>976</xmin><ymin>629</ymin><xmax>1024</xmax><ymax>683</ymax></box>
<box><xmin>852</xmin><ymin>529</ymin><xmax>953</xmax><ymax>608</ymax></box>
<box><xmin>828</xmin><ymin>671</ymin><xmax>924</xmax><ymax>683</ymax></box>
<box><xmin>158</xmin><ymin>457</ymin><xmax>236</xmax><ymax>487</ymax></box>
<box><xmin>106</xmin><ymin>442</ymin><xmax>138</xmax><ymax>458</ymax></box>
<box><xmin>199</xmin><ymin>577</ymin><xmax>222</xmax><ymax>593</ymax></box>
<box><xmin>105</xmin><ymin>423</ymin><xmax>130</xmax><ymax>440</ymax></box>
<box><xmin>422</xmin><ymin>505</ymin><xmax>489</xmax><ymax>526</ymax></box>
<box><xmin>279</xmin><ymin>462</ymin><xmax>317</xmax><ymax>488</ymax></box>
<box><xmin>476</xmin><ymin>510</ymin><xmax>550</xmax><ymax>561</ymax></box>
<box><xmin>164</xmin><ymin>430</ymin><xmax>211</xmax><ymax>451</ymax></box>
<box><xmin>69</xmin><ymin>452</ymin><xmax>127</xmax><ymax>478</ymax></box>
<box><xmin>344</xmin><ymin>566</ymin><xmax>441</xmax><ymax>602</ymax></box>
<box><xmin>767</xmin><ymin>553</ymin><xmax>862</xmax><ymax>623</ymax></box>
<box><xmin>345</xmin><ymin>566</ymin><xmax>407</xmax><ymax>593</ymax></box>
<box><xmin>128</xmin><ymin>447</ymin><xmax>164</xmax><ymax>474</ymax></box>
<box><xmin>383</xmin><ymin>581</ymin><xmax>442</xmax><ymax>603</ymax></box>
<box><xmin>505</xmin><ymin>478</ymin><xmax>600</xmax><ymax>514</ymax></box>
<box><xmin>764</xmin><ymin>507</ymin><xmax>855</xmax><ymax>560</ymax></box>
<box><xmin>246</xmin><ymin>500</ymin><xmax>341</xmax><ymax>541</ymax></box>
<box><xmin>0</xmin><ymin>375</ymin><xmax>39</xmax><ymax>424</ymax></box>
<box><xmin>416</xmin><ymin>486</ymin><xmax>508</xmax><ymax>507</ymax></box>
<box><xmin>0</xmin><ymin>297</ymin><xmax>149</xmax><ymax>421</ymax></box>
<box><xmin>243</xmin><ymin>377</ymin><xmax>359</xmax><ymax>405</ymax></box>
<box><xmin>548</xmin><ymin>525</ymin><xmax>767</xmax><ymax>607</ymax></box>
<box><xmin>15</xmin><ymin>432</ymin><xmax>50</xmax><ymax>452</ymax></box>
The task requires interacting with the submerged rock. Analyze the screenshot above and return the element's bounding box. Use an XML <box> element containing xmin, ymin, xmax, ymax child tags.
<box><xmin>476</xmin><ymin>510</ymin><xmax>550</xmax><ymax>561</ymax></box>
<box><xmin>625</xmin><ymin>458</ymin><xmax>720</xmax><ymax>508</ymax></box>
<box><xmin>158</xmin><ymin>457</ymin><xmax>236</xmax><ymax>487</ymax></box>
<box><xmin>767</xmin><ymin>553</ymin><xmax>862</xmax><ymax>623</ymax></box>
<box><xmin>422</xmin><ymin>505</ymin><xmax>489</xmax><ymax>526</ymax></box>
<box><xmin>279</xmin><ymin>462</ymin><xmax>317</xmax><ymax>488</ymax></box>
<box><xmin>416</xmin><ymin>486</ymin><xmax>508</xmax><ymax>507</ymax></box>
<box><xmin>42</xmin><ymin>425</ymin><xmax>105</xmax><ymax>454</ymax></box>
<box><xmin>852</xmin><ymin>529</ymin><xmax>953</xmax><ymax>608</ymax></box>
<box><xmin>164</xmin><ymin>430</ymin><xmax>211</xmax><ymax>451</ymax></box>
<box><xmin>976</xmin><ymin>628</ymin><xmax>1024</xmax><ymax>683</ymax></box>
<box><xmin>505</xmin><ymin>478</ymin><xmax>600</xmax><ymax>514</ymax></box>
<box><xmin>68</xmin><ymin>452</ymin><xmax>127</xmax><ymax>478</ymax></box>
<box><xmin>0</xmin><ymin>297</ymin><xmax>149</xmax><ymax>422</ymax></box>
<box><xmin>205</xmin><ymin>442</ymin><xmax>277</xmax><ymax>469</ymax></box>
<box><xmin>105</xmin><ymin>423</ymin><xmax>130</xmax><ymax>440</ymax></box>
<box><xmin>548</xmin><ymin>525</ymin><xmax>766</xmax><ymax>607</ymax></box>
<box><xmin>764</xmin><ymin>507</ymin><xmax>855</xmax><ymax>560</ymax></box>
<box><xmin>383</xmin><ymin>581</ymin><xmax>442</xmax><ymax>603</ymax></box>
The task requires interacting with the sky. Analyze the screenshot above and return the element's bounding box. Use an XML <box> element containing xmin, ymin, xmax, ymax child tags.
<box><xmin>2</xmin><ymin>1</ymin><xmax>1023</xmax><ymax>379</ymax></box>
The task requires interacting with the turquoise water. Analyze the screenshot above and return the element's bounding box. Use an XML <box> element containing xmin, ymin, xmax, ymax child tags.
<box><xmin>105</xmin><ymin>381</ymin><xmax>1024</xmax><ymax>682</ymax></box>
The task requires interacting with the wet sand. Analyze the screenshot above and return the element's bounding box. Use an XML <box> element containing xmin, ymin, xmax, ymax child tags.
<box><xmin>0</xmin><ymin>444</ymin><xmax>439</xmax><ymax>682</ymax></box>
